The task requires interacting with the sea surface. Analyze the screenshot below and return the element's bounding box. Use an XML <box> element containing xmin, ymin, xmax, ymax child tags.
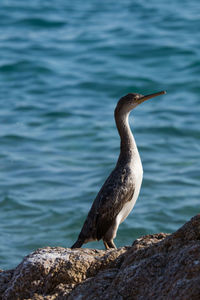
<box><xmin>0</xmin><ymin>0</ymin><xmax>200</xmax><ymax>270</ymax></box>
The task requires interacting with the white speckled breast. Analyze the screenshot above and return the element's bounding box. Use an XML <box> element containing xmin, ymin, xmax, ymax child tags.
<box><xmin>117</xmin><ymin>152</ymin><xmax>143</xmax><ymax>225</ymax></box>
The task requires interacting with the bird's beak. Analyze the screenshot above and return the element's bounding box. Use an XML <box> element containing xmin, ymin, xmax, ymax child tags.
<box><xmin>138</xmin><ymin>91</ymin><xmax>166</xmax><ymax>104</ymax></box>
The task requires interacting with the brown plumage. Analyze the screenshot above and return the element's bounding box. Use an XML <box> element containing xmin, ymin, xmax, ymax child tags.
<box><xmin>71</xmin><ymin>91</ymin><xmax>166</xmax><ymax>250</ymax></box>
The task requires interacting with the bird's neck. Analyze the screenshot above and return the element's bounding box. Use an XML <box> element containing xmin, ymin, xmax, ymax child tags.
<box><xmin>115</xmin><ymin>110</ymin><xmax>138</xmax><ymax>162</ymax></box>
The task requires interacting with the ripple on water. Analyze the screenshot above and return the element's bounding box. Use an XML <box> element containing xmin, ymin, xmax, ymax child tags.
<box><xmin>0</xmin><ymin>0</ymin><xmax>200</xmax><ymax>270</ymax></box>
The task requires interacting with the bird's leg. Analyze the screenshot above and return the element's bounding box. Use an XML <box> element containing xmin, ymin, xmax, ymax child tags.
<box><xmin>103</xmin><ymin>239</ymin><xmax>116</xmax><ymax>249</ymax></box>
<box><xmin>107</xmin><ymin>240</ymin><xmax>117</xmax><ymax>249</ymax></box>
<box><xmin>103</xmin><ymin>240</ymin><xmax>110</xmax><ymax>250</ymax></box>
<box><xmin>103</xmin><ymin>241</ymin><xmax>110</xmax><ymax>250</ymax></box>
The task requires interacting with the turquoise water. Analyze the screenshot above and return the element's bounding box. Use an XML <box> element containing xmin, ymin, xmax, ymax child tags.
<box><xmin>0</xmin><ymin>0</ymin><xmax>199</xmax><ymax>270</ymax></box>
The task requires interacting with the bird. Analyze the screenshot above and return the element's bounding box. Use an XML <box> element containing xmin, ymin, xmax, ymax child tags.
<box><xmin>71</xmin><ymin>91</ymin><xmax>166</xmax><ymax>250</ymax></box>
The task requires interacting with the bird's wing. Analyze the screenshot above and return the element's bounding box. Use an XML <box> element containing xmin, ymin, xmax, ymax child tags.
<box><xmin>93</xmin><ymin>166</ymin><xmax>135</xmax><ymax>240</ymax></box>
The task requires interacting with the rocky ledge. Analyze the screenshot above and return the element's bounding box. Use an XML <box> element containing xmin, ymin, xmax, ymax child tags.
<box><xmin>1</xmin><ymin>215</ymin><xmax>200</xmax><ymax>300</ymax></box>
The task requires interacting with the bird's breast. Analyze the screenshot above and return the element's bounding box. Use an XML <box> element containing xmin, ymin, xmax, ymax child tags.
<box><xmin>131</xmin><ymin>153</ymin><xmax>143</xmax><ymax>181</ymax></box>
<box><xmin>117</xmin><ymin>154</ymin><xmax>143</xmax><ymax>225</ymax></box>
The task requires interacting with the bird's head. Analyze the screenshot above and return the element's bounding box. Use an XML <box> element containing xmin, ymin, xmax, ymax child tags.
<box><xmin>115</xmin><ymin>91</ymin><xmax>166</xmax><ymax>115</ymax></box>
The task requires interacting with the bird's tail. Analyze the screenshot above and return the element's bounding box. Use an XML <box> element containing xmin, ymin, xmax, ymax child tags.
<box><xmin>71</xmin><ymin>239</ymin><xmax>83</xmax><ymax>249</ymax></box>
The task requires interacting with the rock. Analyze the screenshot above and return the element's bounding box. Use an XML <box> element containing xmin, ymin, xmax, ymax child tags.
<box><xmin>1</xmin><ymin>215</ymin><xmax>200</xmax><ymax>299</ymax></box>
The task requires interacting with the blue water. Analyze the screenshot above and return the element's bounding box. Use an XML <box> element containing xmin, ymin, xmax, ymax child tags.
<box><xmin>0</xmin><ymin>0</ymin><xmax>199</xmax><ymax>270</ymax></box>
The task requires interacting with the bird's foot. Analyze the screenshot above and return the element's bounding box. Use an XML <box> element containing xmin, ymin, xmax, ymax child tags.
<box><xmin>103</xmin><ymin>240</ymin><xmax>117</xmax><ymax>250</ymax></box>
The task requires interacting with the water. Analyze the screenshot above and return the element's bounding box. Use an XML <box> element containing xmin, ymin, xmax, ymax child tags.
<box><xmin>0</xmin><ymin>0</ymin><xmax>199</xmax><ymax>270</ymax></box>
